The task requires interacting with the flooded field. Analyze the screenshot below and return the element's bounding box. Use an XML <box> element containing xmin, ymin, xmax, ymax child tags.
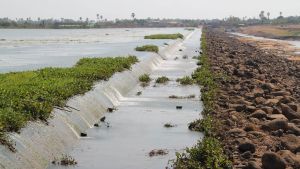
<box><xmin>0</xmin><ymin>28</ymin><xmax>190</xmax><ymax>73</ymax></box>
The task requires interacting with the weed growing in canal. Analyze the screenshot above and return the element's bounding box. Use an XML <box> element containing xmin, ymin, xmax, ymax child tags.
<box><xmin>169</xmin><ymin>95</ymin><xmax>196</xmax><ymax>99</ymax></box>
<box><xmin>135</xmin><ymin>45</ymin><xmax>159</xmax><ymax>53</ymax></box>
<box><xmin>174</xmin><ymin>137</ymin><xmax>231</xmax><ymax>169</ymax></box>
<box><xmin>164</xmin><ymin>123</ymin><xmax>176</xmax><ymax>128</ymax></box>
<box><xmin>155</xmin><ymin>76</ymin><xmax>170</xmax><ymax>84</ymax></box>
<box><xmin>52</xmin><ymin>154</ymin><xmax>78</xmax><ymax>166</ymax></box>
<box><xmin>139</xmin><ymin>74</ymin><xmax>151</xmax><ymax>83</ymax></box>
<box><xmin>176</xmin><ymin>76</ymin><xmax>195</xmax><ymax>85</ymax></box>
<box><xmin>144</xmin><ymin>33</ymin><xmax>184</xmax><ymax>39</ymax></box>
<box><xmin>0</xmin><ymin>55</ymin><xmax>138</xmax><ymax>150</ymax></box>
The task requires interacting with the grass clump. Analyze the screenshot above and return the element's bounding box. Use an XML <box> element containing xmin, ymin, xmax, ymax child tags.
<box><xmin>0</xmin><ymin>55</ymin><xmax>138</xmax><ymax>149</ymax></box>
<box><xmin>174</xmin><ymin>31</ymin><xmax>231</xmax><ymax>169</ymax></box>
<box><xmin>135</xmin><ymin>45</ymin><xmax>159</xmax><ymax>53</ymax></box>
<box><xmin>176</xmin><ymin>76</ymin><xmax>195</xmax><ymax>85</ymax></box>
<box><xmin>175</xmin><ymin>137</ymin><xmax>231</xmax><ymax>169</ymax></box>
<box><xmin>144</xmin><ymin>33</ymin><xmax>184</xmax><ymax>40</ymax></box>
<box><xmin>169</xmin><ymin>95</ymin><xmax>196</xmax><ymax>99</ymax></box>
<box><xmin>155</xmin><ymin>76</ymin><xmax>170</xmax><ymax>84</ymax></box>
<box><xmin>139</xmin><ymin>74</ymin><xmax>151</xmax><ymax>83</ymax></box>
<box><xmin>52</xmin><ymin>154</ymin><xmax>78</xmax><ymax>166</ymax></box>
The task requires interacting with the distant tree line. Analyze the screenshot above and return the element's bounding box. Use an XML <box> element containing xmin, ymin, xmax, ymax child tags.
<box><xmin>1</xmin><ymin>11</ymin><xmax>300</xmax><ymax>29</ymax></box>
<box><xmin>0</xmin><ymin>16</ymin><xmax>202</xmax><ymax>29</ymax></box>
<box><xmin>205</xmin><ymin>11</ymin><xmax>300</xmax><ymax>27</ymax></box>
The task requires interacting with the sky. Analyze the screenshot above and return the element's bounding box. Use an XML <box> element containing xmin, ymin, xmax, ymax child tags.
<box><xmin>0</xmin><ymin>0</ymin><xmax>299</xmax><ymax>20</ymax></box>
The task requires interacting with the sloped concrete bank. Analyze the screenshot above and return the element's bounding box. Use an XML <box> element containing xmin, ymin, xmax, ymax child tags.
<box><xmin>0</xmin><ymin>31</ymin><xmax>196</xmax><ymax>169</ymax></box>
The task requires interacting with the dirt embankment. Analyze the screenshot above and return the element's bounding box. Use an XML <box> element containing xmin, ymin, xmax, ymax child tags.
<box><xmin>239</xmin><ymin>25</ymin><xmax>300</xmax><ymax>40</ymax></box>
<box><xmin>206</xmin><ymin>29</ymin><xmax>300</xmax><ymax>169</ymax></box>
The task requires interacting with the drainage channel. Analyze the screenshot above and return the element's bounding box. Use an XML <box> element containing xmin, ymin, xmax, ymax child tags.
<box><xmin>48</xmin><ymin>29</ymin><xmax>203</xmax><ymax>169</ymax></box>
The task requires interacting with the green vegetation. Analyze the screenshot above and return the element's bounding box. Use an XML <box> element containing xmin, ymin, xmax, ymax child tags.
<box><xmin>155</xmin><ymin>76</ymin><xmax>170</xmax><ymax>84</ymax></box>
<box><xmin>52</xmin><ymin>154</ymin><xmax>78</xmax><ymax>166</ymax></box>
<box><xmin>144</xmin><ymin>33</ymin><xmax>184</xmax><ymax>40</ymax></box>
<box><xmin>174</xmin><ymin>31</ymin><xmax>231</xmax><ymax>169</ymax></box>
<box><xmin>139</xmin><ymin>74</ymin><xmax>151</xmax><ymax>83</ymax></box>
<box><xmin>0</xmin><ymin>56</ymin><xmax>138</xmax><ymax>149</ymax></box>
<box><xmin>135</xmin><ymin>45</ymin><xmax>159</xmax><ymax>53</ymax></box>
<box><xmin>169</xmin><ymin>95</ymin><xmax>195</xmax><ymax>99</ymax></box>
<box><xmin>176</xmin><ymin>76</ymin><xmax>195</xmax><ymax>85</ymax></box>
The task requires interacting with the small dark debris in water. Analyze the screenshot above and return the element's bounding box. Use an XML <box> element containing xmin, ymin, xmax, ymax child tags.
<box><xmin>94</xmin><ymin>123</ymin><xmax>99</xmax><ymax>127</ymax></box>
<box><xmin>169</xmin><ymin>95</ymin><xmax>195</xmax><ymax>99</ymax></box>
<box><xmin>149</xmin><ymin>149</ymin><xmax>168</xmax><ymax>157</ymax></box>
<box><xmin>179</xmin><ymin>49</ymin><xmax>183</xmax><ymax>51</ymax></box>
<box><xmin>80</xmin><ymin>132</ymin><xmax>87</xmax><ymax>137</ymax></box>
<box><xmin>105</xmin><ymin>122</ymin><xmax>110</xmax><ymax>128</ymax></box>
<box><xmin>125</xmin><ymin>30</ymin><xmax>130</xmax><ymax>31</ymax></box>
<box><xmin>174</xmin><ymin>57</ymin><xmax>179</xmax><ymax>60</ymax></box>
<box><xmin>176</xmin><ymin>106</ymin><xmax>183</xmax><ymax>110</ymax></box>
<box><xmin>52</xmin><ymin>154</ymin><xmax>77</xmax><ymax>166</ymax></box>
<box><xmin>182</xmin><ymin>55</ymin><xmax>188</xmax><ymax>59</ymax></box>
<box><xmin>107</xmin><ymin>107</ymin><xmax>116</xmax><ymax>113</ymax></box>
<box><xmin>0</xmin><ymin>39</ymin><xmax>6</xmax><ymax>41</ymax></box>
<box><xmin>164</xmin><ymin>123</ymin><xmax>176</xmax><ymax>128</ymax></box>
<box><xmin>200</xmin><ymin>51</ymin><xmax>203</xmax><ymax>54</ymax></box>
<box><xmin>105</xmin><ymin>33</ymin><xmax>110</xmax><ymax>35</ymax></box>
<box><xmin>164</xmin><ymin>43</ymin><xmax>168</xmax><ymax>45</ymax></box>
<box><xmin>100</xmin><ymin>116</ymin><xmax>106</xmax><ymax>122</ymax></box>
<box><xmin>136</xmin><ymin>91</ymin><xmax>142</xmax><ymax>96</ymax></box>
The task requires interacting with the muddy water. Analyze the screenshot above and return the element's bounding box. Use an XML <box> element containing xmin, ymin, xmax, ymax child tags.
<box><xmin>47</xmin><ymin>29</ymin><xmax>203</xmax><ymax>169</ymax></box>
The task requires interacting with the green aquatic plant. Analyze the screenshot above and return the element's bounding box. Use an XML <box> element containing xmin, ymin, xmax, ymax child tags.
<box><xmin>139</xmin><ymin>74</ymin><xmax>151</xmax><ymax>83</ymax></box>
<box><xmin>144</xmin><ymin>33</ymin><xmax>184</xmax><ymax>39</ymax></box>
<box><xmin>155</xmin><ymin>76</ymin><xmax>170</xmax><ymax>84</ymax></box>
<box><xmin>176</xmin><ymin>76</ymin><xmax>195</xmax><ymax>85</ymax></box>
<box><xmin>0</xmin><ymin>55</ymin><xmax>138</xmax><ymax>149</ymax></box>
<box><xmin>135</xmin><ymin>45</ymin><xmax>159</xmax><ymax>53</ymax></box>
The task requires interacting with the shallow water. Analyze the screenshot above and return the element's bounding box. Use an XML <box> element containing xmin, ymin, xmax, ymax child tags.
<box><xmin>47</xmin><ymin>29</ymin><xmax>203</xmax><ymax>169</ymax></box>
<box><xmin>232</xmin><ymin>32</ymin><xmax>300</xmax><ymax>54</ymax></box>
<box><xmin>0</xmin><ymin>28</ymin><xmax>189</xmax><ymax>73</ymax></box>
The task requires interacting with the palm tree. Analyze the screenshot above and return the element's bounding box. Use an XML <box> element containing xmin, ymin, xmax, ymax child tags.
<box><xmin>280</xmin><ymin>11</ymin><xmax>283</xmax><ymax>17</ymax></box>
<box><xmin>131</xmin><ymin>13</ymin><xmax>136</xmax><ymax>20</ymax></box>
<box><xmin>96</xmin><ymin>14</ymin><xmax>100</xmax><ymax>21</ymax></box>
<box><xmin>79</xmin><ymin>17</ymin><xmax>82</xmax><ymax>22</ymax></box>
<box><xmin>100</xmin><ymin>15</ymin><xmax>103</xmax><ymax>21</ymax></box>
<box><xmin>267</xmin><ymin>12</ymin><xmax>270</xmax><ymax>20</ymax></box>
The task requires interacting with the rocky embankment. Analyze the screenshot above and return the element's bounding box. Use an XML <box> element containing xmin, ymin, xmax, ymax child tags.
<box><xmin>206</xmin><ymin>29</ymin><xmax>300</xmax><ymax>169</ymax></box>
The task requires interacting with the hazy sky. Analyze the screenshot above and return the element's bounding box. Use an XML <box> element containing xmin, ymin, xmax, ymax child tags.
<box><xmin>0</xmin><ymin>0</ymin><xmax>299</xmax><ymax>20</ymax></box>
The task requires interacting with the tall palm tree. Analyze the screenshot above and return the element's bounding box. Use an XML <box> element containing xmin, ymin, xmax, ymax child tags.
<box><xmin>267</xmin><ymin>12</ymin><xmax>270</xmax><ymax>20</ymax></box>
<box><xmin>131</xmin><ymin>13</ymin><xmax>136</xmax><ymax>20</ymax></box>
<box><xmin>96</xmin><ymin>14</ymin><xmax>100</xmax><ymax>21</ymax></box>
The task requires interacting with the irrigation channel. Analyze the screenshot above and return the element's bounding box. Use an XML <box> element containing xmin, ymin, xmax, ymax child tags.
<box><xmin>0</xmin><ymin>29</ymin><xmax>203</xmax><ymax>169</ymax></box>
<box><xmin>49</xmin><ymin>29</ymin><xmax>203</xmax><ymax>169</ymax></box>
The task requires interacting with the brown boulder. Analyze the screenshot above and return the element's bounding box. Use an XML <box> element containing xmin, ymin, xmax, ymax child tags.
<box><xmin>250</xmin><ymin>110</ymin><xmax>267</xmax><ymax>119</ymax></box>
<box><xmin>280</xmin><ymin>134</ymin><xmax>300</xmax><ymax>153</ymax></box>
<box><xmin>255</xmin><ymin>97</ymin><xmax>267</xmax><ymax>105</ymax></box>
<box><xmin>277</xmin><ymin>150</ymin><xmax>300</xmax><ymax>168</ymax></box>
<box><xmin>238</xmin><ymin>141</ymin><xmax>256</xmax><ymax>153</ymax></box>
<box><xmin>281</xmin><ymin>104</ymin><xmax>300</xmax><ymax>120</ymax></box>
<box><xmin>262</xmin><ymin>119</ymin><xmax>288</xmax><ymax>131</ymax></box>
<box><xmin>243</xmin><ymin>161</ymin><xmax>261</xmax><ymax>169</ymax></box>
<box><xmin>262</xmin><ymin>152</ymin><xmax>286</xmax><ymax>169</ymax></box>
<box><xmin>287</xmin><ymin>123</ymin><xmax>300</xmax><ymax>136</ymax></box>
